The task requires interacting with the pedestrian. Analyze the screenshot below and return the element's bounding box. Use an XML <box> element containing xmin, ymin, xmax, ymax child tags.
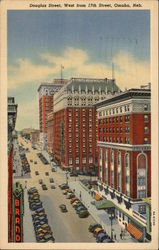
<box><xmin>79</xmin><ymin>191</ymin><xmax>81</xmax><ymax>200</ymax></box>
<box><xmin>114</xmin><ymin>234</ymin><xmax>116</xmax><ymax>241</ymax></box>
<box><xmin>120</xmin><ymin>233</ymin><xmax>122</xmax><ymax>240</ymax></box>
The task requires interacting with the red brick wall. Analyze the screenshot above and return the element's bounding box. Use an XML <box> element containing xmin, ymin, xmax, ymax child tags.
<box><xmin>53</xmin><ymin>109</ymin><xmax>64</xmax><ymax>163</ymax></box>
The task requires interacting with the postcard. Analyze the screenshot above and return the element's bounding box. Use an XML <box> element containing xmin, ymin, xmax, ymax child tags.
<box><xmin>0</xmin><ymin>0</ymin><xmax>158</xmax><ymax>249</ymax></box>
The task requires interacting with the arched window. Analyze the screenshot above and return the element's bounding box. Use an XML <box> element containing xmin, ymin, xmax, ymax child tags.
<box><xmin>137</xmin><ymin>153</ymin><xmax>147</xmax><ymax>198</ymax></box>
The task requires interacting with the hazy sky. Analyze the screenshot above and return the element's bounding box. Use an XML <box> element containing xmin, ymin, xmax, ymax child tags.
<box><xmin>7</xmin><ymin>10</ymin><xmax>150</xmax><ymax>130</ymax></box>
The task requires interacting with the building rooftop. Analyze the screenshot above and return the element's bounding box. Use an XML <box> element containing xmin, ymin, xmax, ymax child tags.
<box><xmin>66</xmin><ymin>77</ymin><xmax>120</xmax><ymax>92</ymax></box>
<box><xmin>95</xmin><ymin>88</ymin><xmax>151</xmax><ymax>108</ymax></box>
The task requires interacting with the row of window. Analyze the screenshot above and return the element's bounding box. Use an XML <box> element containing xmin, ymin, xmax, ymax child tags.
<box><xmin>99</xmin><ymin>126</ymin><xmax>130</xmax><ymax>133</ymax></box>
<box><xmin>99</xmin><ymin>136</ymin><xmax>149</xmax><ymax>144</ymax></box>
<box><xmin>99</xmin><ymin>115</ymin><xmax>149</xmax><ymax>124</ymax></box>
<box><xmin>98</xmin><ymin>104</ymin><xmax>150</xmax><ymax>117</ymax></box>
<box><xmin>68</xmin><ymin>156</ymin><xmax>93</xmax><ymax>165</ymax></box>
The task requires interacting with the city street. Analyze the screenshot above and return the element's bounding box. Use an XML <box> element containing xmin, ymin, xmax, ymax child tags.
<box><xmin>13</xmin><ymin>136</ymin><xmax>96</xmax><ymax>242</ymax></box>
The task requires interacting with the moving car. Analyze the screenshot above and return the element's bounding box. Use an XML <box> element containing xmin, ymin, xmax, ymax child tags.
<box><xmin>50</xmin><ymin>185</ymin><xmax>56</xmax><ymax>189</ymax></box>
<box><xmin>59</xmin><ymin>184</ymin><xmax>69</xmax><ymax>190</ymax></box>
<box><xmin>39</xmin><ymin>179</ymin><xmax>43</xmax><ymax>184</ymax></box>
<box><xmin>76</xmin><ymin>206</ymin><xmax>87</xmax><ymax>214</ymax></box>
<box><xmin>49</xmin><ymin>178</ymin><xmax>54</xmax><ymax>183</ymax></box>
<box><xmin>59</xmin><ymin>204</ymin><xmax>67</xmax><ymax>212</ymax></box>
<box><xmin>45</xmin><ymin>172</ymin><xmax>49</xmax><ymax>176</ymax></box>
<box><xmin>35</xmin><ymin>171</ymin><xmax>39</xmax><ymax>175</ymax></box>
<box><xmin>42</xmin><ymin>184</ymin><xmax>48</xmax><ymax>190</ymax></box>
<box><xmin>88</xmin><ymin>223</ymin><xmax>102</xmax><ymax>232</ymax></box>
<box><xmin>51</xmin><ymin>168</ymin><xmax>56</xmax><ymax>172</ymax></box>
<box><xmin>34</xmin><ymin>161</ymin><xmax>37</xmax><ymax>164</ymax></box>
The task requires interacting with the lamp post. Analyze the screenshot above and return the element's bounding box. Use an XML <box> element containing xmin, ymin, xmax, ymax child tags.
<box><xmin>66</xmin><ymin>171</ymin><xmax>68</xmax><ymax>185</ymax></box>
<box><xmin>109</xmin><ymin>208</ymin><xmax>115</xmax><ymax>240</ymax></box>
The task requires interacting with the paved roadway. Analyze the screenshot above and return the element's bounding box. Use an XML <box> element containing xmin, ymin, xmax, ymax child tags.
<box><xmin>14</xmin><ymin>137</ymin><xmax>96</xmax><ymax>243</ymax></box>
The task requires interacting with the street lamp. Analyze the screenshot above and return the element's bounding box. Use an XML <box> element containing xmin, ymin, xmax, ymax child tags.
<box><xmin>108</xmin><ymin>208</ymin><xmax>115</xmax><ymax>240</ymax></box>
<box><xmin>66</xmin><ymin>171</ymin><xmax>68</xmax><ymax>185</ymax></box>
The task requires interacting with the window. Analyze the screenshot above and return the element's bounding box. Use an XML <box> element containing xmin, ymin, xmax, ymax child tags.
<box><xmin>120</xmin><ymin>107</ymin><xmax>122</xmax><ymax>113</ymax></box>
<box><xmin>109</xmin><ymin>118</ymin><xmax>111</xmax><ymax>123</ymax></box>
<box><xmin>125</xmin><ymin>115</ymin><xmax>130</xmax><ymax>122</ymax></box>
<box><xmin>113</xmin><ymin>117</ymin><xmax>115</xmax><ymax>123</ymax></box>
<box><xmin>113</xmin><ymin>127</ymin><xmax>115</xmax><ymax>133</ymax></box>
<box><xmin>120</xmin><ymin>137</ymin><xmax>123</xmax><ymax>143</ymax></box>
<box><xmin>116</xmin><ymin>117</ymin><xmax>119</xmax><ymax>123</ymax></box>
<box><xmin>120</xmin><ymin>127</ymin><xmax>123</xmax><ymax>133</ymax></box>
<box><xmin>144</xmin><ymin>126</ymin><xmax>149</xmax><ymax>134</ymax></box>
<box><xmin>120</xmin><ymin>116</ymin><xmax>123</xmax><ymax>122</ymax></box>
<box><xmin>138</xmin><ymin>190</ymin><xmax>146</xmax><ymax>199</ymax></box>
<box><xmin>116</xmin><ymin>108</ymin><xmax>118</xmax><ymax>114</ymax></box>
<box><xmin>144</xmin><ymin>104</ymin><xmax>148</xmax><ymax>111</ymax></box>
<box><xmin>144</xmin><ymin>138</ymin><xmax>148</xmax><ymax>144</ymax></box>
<box><xmin>69</xmin><ymin>158</ymin><xmax>72</xmax><ymax>165</ymax></box>
<box><xmin>125</xmin><ymin>127</ymin><xmax>130</xmax><ymax>133</ymax></box>
<box><xmin>116</xmin><ymin>127</ymin><xmax>119</xmax><ymax>133</ymax></box>
<box><xmin>138</xmin><ymin>205</ymin><xmax>146</xmax><ymax>214</ymax></box>
<box><xmin>109</xmin><ymin>128</ymin><xmax>112</xmax><ymax>133</ymax></box>
<box><xmin>144</xmin><ymin>115</ymin><xmax>148</xmax><ymax>122</ymax></box>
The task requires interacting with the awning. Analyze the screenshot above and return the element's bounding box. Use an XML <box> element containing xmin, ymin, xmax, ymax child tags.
<box><xmin>93</xmin><ymin>199</ymin><xmax>115</xmax><ymax>209</ymax></box>
<box><xmin>61</xmin><ymin>162</ymin><xmax>73</xmax><ymax>169</ymax></box>
<box><xmin>126</xmin><ymin>223</ymin><xmax>142</xmax><ymax>240</ymax></box>
<box><xmin>94</xmin><ymin>193</ymin><xmax>102</xmax><ymax>201</ymax></box>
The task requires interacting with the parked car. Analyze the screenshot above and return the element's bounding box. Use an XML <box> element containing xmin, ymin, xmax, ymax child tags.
<box><xmin>78</xmin><ymin>210</ymin><xmax>89</xmax><ymax>218</ymax></box>
<box><xmin>88</xmin><ymin>223</ymin><xmax>102</xmax><ymax>232</ymax></box>
<box><xmin>51</xmin><ymin>168</ymin><xmax>56</xmax><ymax>172</ymax></box>
<box><xmin>30</xmin><ymin>159</ymin><xmax>33</xmax><ymax>162</ymax></box>
<box><xmin>96</xmin><ymin>232</ymin><xmax>109</xmax><ymax>243</ymax></box>
<box><xmin>70</xmin><ymin>172</ymin><xmax>78</xmax><ymax>177</ymax></box>
<box><xmin>93</xmin><ymin>227</ymin><xmax>104</xmax><ymax>237</ymax></box>
<box><xmin>73</xmin><ymin>201</ymin><xmax>82</xmax><ymax>208</ymax></box>
<box><xmin>37</xmin><ymin>233</ymin><xmax>55</xmax><ymax>243</ymax></box>
<box><xmin>70</xmin><ymin>197</ymin><xmax>79</xmax><ymax>204</ymax></box>
<box><xmin>30</xmin><ymin>202</ymin><xmax>43</xmax><ymax>211</ymax></box>
<box><xmin>35</xmin><ymin>207</ymin><xmax>45</xmax><ymax>214</ymax></box>
<box><xmin>66</xmin><ymin>193</ymin><xmax>75</xmax><ymax>199</ymax></box>
<box><xmin>28</xmin><ymin>187</ymin><xmax>38</xmax><ymax>195</ymax></box>
<box><xmin>59</xmin><ymin>204</ymin><xmax>68</xmax><ymax>212</ymax></box>
<box><xmin>45</xmin><ymin>172</ymin><xmax>49</xmax><ymax>176</ymax></box>
<box><xmin>34</xmin><ymin>161</ymin><xmax>37</xmax><ymax>164</ymax></box>
<box><xmin>76</xmin><ymin>206</ymin><xmax>87</xmax><ymax>214</ymax></box>
<box><xmin>35</xmin><ymin>171</ymin><xmax>39</xmax><ymax>175</ymax></box>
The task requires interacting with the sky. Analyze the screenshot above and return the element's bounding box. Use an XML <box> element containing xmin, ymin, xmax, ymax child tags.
<box><xmin>7</xmin><ymin>10</ymin><xmax>150</xmax><ymax>130</ymax></box>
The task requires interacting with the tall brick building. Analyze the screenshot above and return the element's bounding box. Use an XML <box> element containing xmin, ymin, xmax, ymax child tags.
<box><xmin>38</xmin><ymin>80</ymin><xmax>68</xmax><ymax>150</ymax></box>
<box><xmin>96</xmin><ymin>87</ymin><xmax>151</xmax><ymax>241</ymax></box>
<box><xmin>53</xmin><ymin>77</ymin><xmax>120</xmax><ymax>171</ymax></box>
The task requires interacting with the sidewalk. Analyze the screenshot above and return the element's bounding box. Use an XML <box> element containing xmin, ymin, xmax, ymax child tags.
<box><xmin>69</xmin><ymin>180</ymin><xmax>136</xmax><ymax>243</ymax></box>
<box><xmin>23</xmin><ymin>189</ymin><xmax>36</xmax><ymax>242</ymax></box>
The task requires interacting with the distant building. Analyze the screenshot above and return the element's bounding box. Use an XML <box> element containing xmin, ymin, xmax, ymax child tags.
<box><xmin>53</xmin><ymin>77</ymin><xmax>120</xmax><ymax>171</ymax></box>
<box><xmin>30</xmin><ymin>129</ymin><xmax>40</xmax><ymax>146</ymax></box>
<box><xmin>8</xmin><ymin>97</ymin><xmax>18</xmax><ymax>242</ymax></box>
<box><xmin>38</xmin><ymin>79</ymin><xmax>68</xmax><ymax>150</ymax></box>
<box><xmin>96</xmin><ymin>87</ymin><xmax>151</xmax><ymax>241</ymax></box>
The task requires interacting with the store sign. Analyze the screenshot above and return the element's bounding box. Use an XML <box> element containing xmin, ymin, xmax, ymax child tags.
<box><xmin>14</xmin><ymin>197</ymin><xmax>21</xmax><ymax>242</ymax></box>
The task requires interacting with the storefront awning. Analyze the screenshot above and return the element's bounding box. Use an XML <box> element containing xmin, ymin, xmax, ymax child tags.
<box><xmin>93</xmin><ymin>199</ymin><xmax>115</xmax><ymax>209</ymax></box>
<box><xmin>94</xmin><ymin>193</ymin><xmax>102</xmax><ymax>201</ymax></box>
<box><xmin>61</xmin><ymin>162</ymin><xmax>73</xmax><ymax>169</ymax></box>
<box><xmin>126</xmin><ymin>223</ymin><xmax>142</xmax><ymax>240</ymax></box>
